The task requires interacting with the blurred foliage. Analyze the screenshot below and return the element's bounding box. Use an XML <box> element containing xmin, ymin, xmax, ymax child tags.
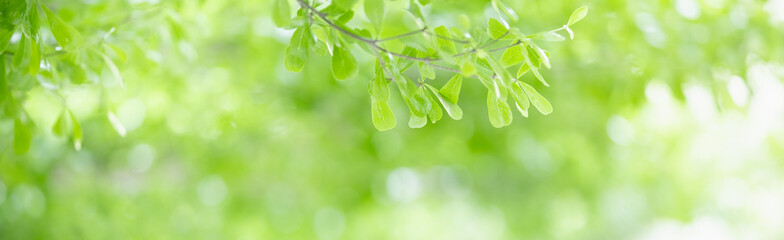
<box><xmin>1</xmin><ymin>0</ymin><xmax>784</xmax><ymax>239</ymax></box>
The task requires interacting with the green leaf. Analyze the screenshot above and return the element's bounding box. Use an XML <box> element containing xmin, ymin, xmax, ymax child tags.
<box><xmin>70</xmin><ymin>111</ymin><xmax>82</xmax><ymax>150</ymax></box>
<box><xmin>364</xmin><ymin>0</ymin><xmax>385</xmax><ymax>30</ymax></box>
<box><xmin>27</xmin><ymin>3</ymin><xmax>40</xmax><ymax>37</ymax></box>
<box><xmin>439</xmin><ymin>74</ymin><xmax>463</xmax><ymax>103</ymax></box>
<box><xmin>516</xmin><ymin>62</ymin><xmax>530</xmax><ymax>78</ymax></box>
<box><xmin>418</xmin><ymin>62</ymin><xmax>435</xmax><ymax>79</ymax></box>
<box><xmin>29</xmin><ymin>38</ymin><xmax>40</xmax><ymax>75</ymax></box>
<box><xmin>487</xmin><ymin>18</ymin><xmax>508</xmax><ymax>39</ymax></box>
<box><xmin>460</xmin><ymin>60</ymin><xmax>476</xmax><ymax>76</ymax></box>
<box><xmin>371</xmin><ymin>99</ymin><xmax>396</xmax><ymax>131</ymax></box>
<box><xmin>424</xmin><ymin>90</ymin><xmax>443</xmax><ymax>123</ymax></box>
<box><xmin>336</xmin><ymin>10</ymin><xmax>354</xmax><ymax>25</ymax></box>
<box><xmin>285</xmin><ymin>26</ymin><xmax>309</xmax><ymax>72</ymax></box>
<box><xmin>14</xmin><ymin>118</ymin><xmax>31</xmax><ymax>154</ymax></box>
<box><xmin>272</xmin><ymin>0</ymin><xmax>291</xmax><ymax>28</ymax></box>
<box><xmin>418</xmin><ymin>0</ymin><xmax>431</xmax><ymax>6</ymax></box>
<box><xmin>41</xmin><ymin>4</ymin><xmax>82</xmax><ymax>49</ymax></box>
<box><xmin>52</xmin><ymin>110</ymin><xmax>69</xmax><ymax>137</ymax></box>
<box><xmin>0</xmin><ymin>29</ymin><xmax>13</xmax><ymax>54</ymax></box>
<box><xmin>518</xmin><ymin>81</ymin><xmax>552</xmax><ymax>115</ymax></box>
<box><xmin>510</xmin><ymin>82</ymin><xmax>530</xmax><ymax>117</ymax></box>
<box><xmin>487</xmin><ymin>90</ymin><xmax>513</xmax><ymax>128</ymax></box>
<box><xmin>331</xmin><ymin>44</ymin><xmax>357</xmax><ymax>80</ymax></box>
<box><xmin>433</xmin><ymin>26</ymin><xmax>457</xmax><ymax>54</ymax></box>
<box><xmin>407</xmin><ymin>0</ymin><xmax>425</xmax><ymax>24</ymax></box>
<box><xmin>491</xmin><ymin>0</ymin><xmax>518</xmax><ymax>22</ymax></box>
<box><xmin>425</xmin><ymin>84</ymin><xmax>463</xmax><ymax>120</ymax></box>
<box><xmin>12</xmin><ymin>35</ymin><xmax>27</xmax><ymax>66</ymax></box>
<box><xmin>409</xmin><ymin>88</ymin><xmax>432</xmax><ymax>117</ymax></box>
<box><xmin>500</xmin><ymin>44</ymin><xmax>524</xmax><ymax>67</ymax></box>
<box><xmin>568</xmin><ymin>6</ymin><xmax>588</xmax><ymax>26</ymax></box>
<box><xmin>408</xmin><ymin>110</ymin><xmax>427</xmax><ymax>128</ymax></box>
<box><xmin>369</xmin><ymin>76</ymin><xmax>390</xmax><ymax>101</ymax></box>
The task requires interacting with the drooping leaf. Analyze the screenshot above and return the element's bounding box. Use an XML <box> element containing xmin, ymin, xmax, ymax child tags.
<box><xmin>518</xmin><ymin>81</ymin><xmax>552</xmax><ymax>115</ymax></box>
<box><xmin>408</xmin><ymin>110</ymin><xmax>427</xmax><ymax>128</ymax></box>
<box><xmin>568</xmin><ymin>6</ymin><xmax>588</xmax><ymax>26</ymax></box>
<box><xmin>28</xmin><ymin>2</ymin><xmax>41</xmax><ymax>36</ymax></box>
<box><xmin>510</xmin><ymin>82</ymin><xmax>530</xmax><ymax>117</ymax></box>
<box><xmin>364</xmin><ymin>0</ymin><xmax>385</xmax><ymax>30</ymax></box>
<box><xmin>369</xmin><ymin>76</ymin><xmax>390</xmax><ymax>101</ymax></box>
<box><xmin>418</xmin><ymin>62</ymin><xmax>435</xmax><ymax>79</ymax></box>
<box><xmin>331</xmin><ymin>44</ymin><xmax>357</xmax><ymax>80</ymax></box>
<box><xmin>534</xmin><ymin>31</ymin><xmax>566</xmax><ymax>42</ymax></box>
<box><xmin>424</xmin><ymin>90</ymin><xmax>443</xmax><ymax>123</ymax></box>
<box><xmin>272</xmin><ymin>0</ymin><xmax>291</xmax><ymax>28</ymax></box>
<box><xmin>409</xmin><ymin>88</ymin><xmax>432</xmax><ymax>117</ymax></box>
<box><xmin>460</xmin><ymin>60</ymin><xmax>476</xmax><ymax>76</ymax></box>
<box><xmin>425</xmin><ymin>84</ymin><xmax>463</xmax><ymax>120</ymax></box>
<box><xmin>70</xmin><ymin>111</ymin><xmax>82</xmax><ymax>150</ymax></box>
<box><xmin>371</xmin><ymin>98</ymin><xmax>396</xmax><ymax>131</ymax></box>
<box><xmin>486</xmin><ymin>90</ymin><xmax>513</xmax><ymax>128</ymax></box>
<box><xmin>407</xmin><ymin>0</ymin><xmax>425</xmax><ymax>24</ymax></box>
<box><xmin>29</xmin><ymin>38</ymin><xmax>40</xmax><ymax>75</ymax></box>
<box><xmin>98</xmin><ymin>51</ymin><xmax>124</xmax><ymax>87</ymax></box>
<box><xmin>104</xmin><ymin>43</ymin><xmax>127</xmax><ymax>62</ymax></box>
<box><xmin>487</xmin><ymin>18</ymin><xmax>508</xmax><ymax>39</ymax></box>
<box><xmin>41</xmin><ymin>4</ymin><xmax>82</xmax><ymax>49</ymax></box>
<box><xmin>14</xmin><ymin>118</ymin><xmax>31</xmax><ymax>154</ymax></box>
<box><xmin>285</xmin><ymin>26</ymin><xmax>309</xmax><ymax>72</ymax></box>
<box><xmin>52</xmin><ymin>110</ymin><xmax>69</xmax><ymax>137</ymax></box>
<box><xmin>439</xmin><ymin>74</ymin><xmax>463</xmax><ymax>103</ymax></box>
<box><xmin>517</xmin><ymin>62</ymin><xmax>530</xmax><ymax>78</ymax></box>
<box><xmin>12</xmin><ymin>35</ymin><xmax>26</xmax><ymax>66</ymax></box>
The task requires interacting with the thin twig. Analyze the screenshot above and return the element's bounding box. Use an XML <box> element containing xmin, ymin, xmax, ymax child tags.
<box><xmin>376</xmin><ymin>27</ymin><xmax>427</xmax><ymax>42</ymax></box>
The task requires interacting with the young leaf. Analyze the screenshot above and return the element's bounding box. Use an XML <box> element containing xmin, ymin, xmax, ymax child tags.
<box><xmin>272</xmin><ymin>0</ymin><xmax>291</xmax><ymax>28</ymax></box>
<box><xmin>518</xmin><ymin>81</ymin><xmax>552</xmax><ymax>115</ymax></box>
<box><xmin>331</xmin><ymin>44</ymin><xmax>357</xmax><ymax>80</ymax></box>
<box><xmin>70</xmin><ymin>111</ymin><xmax>82</xmax><ymax>150</ymax></box>
<box><xmin>433</xmin><ymin>26</ymin><xmax>457</xmax><ymax>54</ymax></box>
<box><xmin>510</xmin><ymin>82</ymin><xmax>530</xmax><ymax>117</ymax></box>
<box><xmin>408</xmin><ymin>110</ymin><xmax>427</xmax><ymax>128</ymax></box>
<box><xmin>369</xmin><ymin>77</ymin><xmax>390</xmax><ymax>101</ymax></box>
<box><xmin>52</xmin><ymin>110</ymin><xmax>69</xmax><ymax>137</ymax></box>
<box><xmin>108</xmin><ymin>111</ymin><xmax>127</xmax><ymax>137</ymax></box>
<box><xmin>285</xmin><ymin>26</ymin><xmax>309</xmax><ymax>72</ymax></box>
<box><xmin>439</xmin><ymin>74</ymin><xmax>463</xmax><ymax>103</ymax></box>
<box><xmin>29</xmin><ymin>38</ymin><xmax>40</xmax><ymax>75</ymax></box>
<box><xmin>500</xmin><ymin>44</ymin><xmax>524</xmax><ymax>67</ymax></box>
<box><xmin>424</xmin><ymin>90</ymin><xmax>443</xmax><ymax>123</ymax></box>
<box><xmin>336</xmin><ymin>10</ymin><xmax>355</xmax><ymax>25</ymax></box>
<box><xmin>27</xmin><ymin>3</ymin><xmax>41</xmax><ymax>36</ymax></box>
<box><xmin>371</xmin><ymin>99</ymin><xmax>396</xmax><ymax>131</ymax></box>
<box><xmin>104</xmin><ymin>43</ymin><xmax>127</xmax><ymax>62</ymax></box>
<box><xmin>409</xmin><ymin>89</ymin><xmax>432</xmax><ymax>117</ymax></box>
<box><xmin>487</xmin><ymin>18</ymin><xmax>508</xmax><ymax>39</ymax></box>
<box><xmin>568</xmin><ymin>6</ymin><xmax>588</xmax><ymax>26</ymax></box>
<box><xmin>41</xmin><ymin>4</ymin><xmax>82</xmax><ymax>49</ymax></box>
<box><xmin>14</xmin><ymin>118</ymin><xmax>31</xmax><ymax>154</ymax></box>
<box><xmin>487</xmin><ymin>90</ymin><xmax>513</xmax><ymax>128</ymax></box>
<box><xmin>418</xmin><ymin>62</ymin><xmax>435</xmax><ymax>79</ymax></box>
<box><xmin>425</xmin><ymin>84</ymin><xmax>463</xmax><ymax>120</ymax></box>
<box><xmin>460</xmin><ymin>60</ymin><xmax>477</xmax><ymax>76</ymax></box>
<box><xmin>364</xmin><ymin>0</ymin><xmax>385</xmax><ymax>30</ymax></box>
<box><xmin>516</xmin><ymin>62</ymin><xmax>530</xmax><ymax>78</ymax></box>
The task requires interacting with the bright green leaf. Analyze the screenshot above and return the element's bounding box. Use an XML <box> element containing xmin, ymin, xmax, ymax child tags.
<box><xmin>0</xmin><ymin>29</ymin><xmax>13</xmax><ymax>54</ymax></box>
<box><xmin>70</xmin><ymin>111</ymin><xmax>82</xmax><ymax>150</ymax></box>
<box><xmin>568</xmin><ymin>6</ymin><xmax>588</xmax><ymax>26</ymax></box>
<box><xmin>364</xmin><ymin>0</ymin><xmax>385</xmax><ymax>30</ymax></box>
<box><xmin>518</xmin><ymin>81</ymin><xmax>552</xmax><ymax>115</ymax></box>
<box><xmin>500</xmin><ymin>44</ymin><xmax>524</xmax><ymax>67</ymax></box>
<box><xmin>108</xmin><ymin>111</ymin><xmax>127</xmax><ymax>137</ymax></box>
<box><xmin>487</xmin><ymin>18</ymin><xmax>508</xmax><ymax>39</ymax></box>
<box><xmin>491</xmin><ymin>0</ymin><xmax>518</xmax><ymax>22</ymax></box>
<box><xmin>371</xmin><ymin>98</ymin><xmax>396</xmax><ymax>131</ymax></box>
<box><xmin>12</xmin><ymin>35</ymin><xmax>26</xmax><ymax>66</ymax></box>
<box><xmin>29</xmin><ymin>38</ymin><xmax>40</xmax><ymax>75</ymax></box>
<box><xmin>511</xmin><ymin>82</ymin><xmax>530</xmax><ymax>117</ymax></box>
<box><xmin>408</xmin><ymin>111</ymin><xmax>427</xmax><ymax>128</ymax></box>
<box><xmin>331</xmin><ymin>44</ymin><xmax>357</xmax><ymax>80</ymax></box>
<box><xmin>439</xmin><ymin>74</ymin><xmax>463</xmax><ymax>103</ymax></box>
<box><xmin>98</xmin><ymin>51</ymin><xmax>124</xmax><ymax>87</ymax></box>
<box><xmin>425</xmin><ymin>84</ymin><xmax>463</xmax><ymax>120</ymax></box>
<box><xmin>535</xmin><ymin>31</ymin><xmax>566</xmax><ymax>42</ymax></box>
<box><xmin>487</xmin><ymin>90</ymin><xmax>513</xmax><ymax>128</ymax></box>
<box><xmin>52</xmin><ymin>110</ymin><xmax>69</xmax><ymax>137</ymax></box>
<box><xmin>424</xmin><ymin>90</ymin><xmax>443</xmax><ymax>123</ymax></box>
<box><xmin>272</xmin><ymin>0</ymin><xmax>291</xmax><ymax>28</ymax></box>
<box><xmin>433</xmin><ymin>26</ymin><xmax>456</xmax><ymax>54</ymax></box>
<box><xmin>285</xmin><ymin>26</ymin><xmax>309</xmax><ymax>72</ymax></box>
<box><xmin>335</xmin><ymin>0</ymin><xmax>359</xmax><ymax>10</ymax></box>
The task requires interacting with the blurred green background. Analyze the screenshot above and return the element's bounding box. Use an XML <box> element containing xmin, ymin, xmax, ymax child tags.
<box><xmin>2</xmin><ymin>0</ymin><xmax>784</xmax><ymax>239</ymax></box>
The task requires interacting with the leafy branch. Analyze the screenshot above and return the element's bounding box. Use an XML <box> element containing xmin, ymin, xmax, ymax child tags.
<box><xmin>276</xmin><ymin>0</ymin><xmax>589</xmax><ymax>130</ymax></box>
